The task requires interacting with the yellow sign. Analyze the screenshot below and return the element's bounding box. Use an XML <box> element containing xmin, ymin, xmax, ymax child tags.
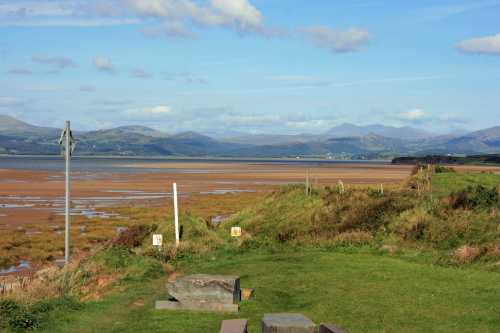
<box><xmin>231</xmin><ymin>227</ymin><xmax>242</xmax><ymax>237</ymax></box>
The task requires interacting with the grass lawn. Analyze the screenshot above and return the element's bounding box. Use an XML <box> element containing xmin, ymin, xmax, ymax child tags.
<box><xmin>38</xmin><ymin>249</ymin><xmax>500</xmax><ymax>333</ymax></box>
<box><xmin>432</xmin><ymin>172</ymin><xmax>500</xmax><ymax>197</ymax></box>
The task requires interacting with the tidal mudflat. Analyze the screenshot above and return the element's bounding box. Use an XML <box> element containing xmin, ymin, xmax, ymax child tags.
<box><xmin>3</xmin><ymin>157</ymin><xmax>497</xmax><ymax>273</ymax></box>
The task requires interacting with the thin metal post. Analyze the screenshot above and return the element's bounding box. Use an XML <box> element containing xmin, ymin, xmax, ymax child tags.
<box><xmin>173</xmin><ymin>183</ymin><xmax>179</xmax><ymax>247</ymax></box>
<box><xmin>64</xmin><ymin>121</ymin><xmax>70</xmax><ymax>265</ymax></box>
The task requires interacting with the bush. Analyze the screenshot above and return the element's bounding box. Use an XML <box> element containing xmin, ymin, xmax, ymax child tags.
<box><xmin>0</xmin><ymin>299</ymin><xmax>42</xmax><ymax>331</ymax></box>
<box><xmin>0</xmin><ymin>299</ymin><xmax>23</xmax><ymax>328</ymax></box>
<box><xmin>448</xmin><ymin>185</ymin><xmax>499</xmax><ymax>210</ymax></box>
<box><xmin>434</xmin><ymin>165</ymin><xmax>456</xmax><ymax>173</ymax></box>
<box><xmin>391</xmin><ymin>208</ymin><xmax>433</xmax><ymax>241</ymax></box>
<box><xmin>31</xmin><ymin>296</ymin><xmax>81</xmax><ymax>315</ymax></box>
<box><xmin>333</xmin><ymin>230</ymin><xmax>374</xmax><ymax>245</ymax></box>
<box><xmin>8</xmin><ymin>310</ymin><xmax>39</xmax><ymax>330</ymax></box>
<box><xmin>113</xmin><ymin>224</ymin><xmax>156</xmax><ymax>249</ymax></box>
<box><xmin>99</xmin><ymin>247</ymin><xmax>134</xmax><ymax>271</ymax></box>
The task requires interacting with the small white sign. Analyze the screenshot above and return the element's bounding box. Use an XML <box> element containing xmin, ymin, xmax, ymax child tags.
<box><xmin>153</xmin><ymin>234</ymin><xmax>163</xmax><ymax>246</ymax></box>
<box><xmin>231</xmin><ymin>227</ymin><xmax>242</xmax><ymax>237</ymax></box>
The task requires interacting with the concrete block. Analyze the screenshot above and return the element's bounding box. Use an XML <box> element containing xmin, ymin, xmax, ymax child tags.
<box><xmin>219</xmin><ymin>319</ymin><xmax>248</xmax><ymax>333</ymax></box>
<box><xmin>155</xmin><ymin>300</ymin><xmax>239</xmax><ymax>313</ymax></box>
<box><xmin>168</xmin><ymin>274</ymin><xmax>240</xmax><ymax>304</ymax></box>
<box><xmin>319</xmin><ymin>323</ymin><xmax>348</xmax><ymax>333</ymax></box>
<box><xmin>262</xmin><ymin>313</ymin><xmax>315</xmax><ymax>333</ymax></box>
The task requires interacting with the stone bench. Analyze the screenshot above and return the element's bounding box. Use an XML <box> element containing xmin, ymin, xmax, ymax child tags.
<box><xmin>319</xmin><ymin>323</ymin><xmax>348</xmax><ymax>333</ymax></box>
<box><xmin>168</xmin><ymin>274</ymin><xmax>241</xmax><ymax>304</ymax></box>
<box><xmin>219</xmin><ymin>319</ymin><xmax>248</xmax><ymax>333</ymax></box>
<box><xmin>262</xmin><ymin>313</ymin><xmax>315</xmax><ymax>333</ymax></box>
<box><xmin>156</xmin><ymin>274</ymin><xmax>241</xmax><ymax>313</ymax></box>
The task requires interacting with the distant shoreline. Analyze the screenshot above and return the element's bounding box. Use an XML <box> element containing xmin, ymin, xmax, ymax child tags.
<box><xmin>0</xmin><ymin>154</ymin><xmax>391</xmax><ymax>163</ymax></box>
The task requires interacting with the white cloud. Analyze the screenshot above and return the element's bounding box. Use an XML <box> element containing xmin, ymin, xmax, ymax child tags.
<box><xmin>418</xmin><ymin>1</ymin><xmax>500</xmax><ymax>21</ymax></box>
<box><xmin>130</xmin><ymin>69</ymin><xmax>152</xmax><ymax>79</ymax></box>
<box><xmin>7</xmin><ymin>68</ymin><xmax>33</xmax><ymax>75</ymax></box>
<box><xmin>401</xmin><ymin>109</ymin><xmax>426</xmax><ymax>120</ymax></box>
<box><xmin>268</xmin><ymin>75</ymin><xmax>322</xmax><ymax>82</ymax></box>
<box><xmin>80</xmin><ymin>85</ymin><xmax>96</xmax><ymax>92</ymax></box>
<box><xmin>300</xmin><ymin>26</ymin><xmax>370</xmax><ymax>53</ymax></box>
<box><xmin>267</xmin><ymin>75</ymin><xmax>330</xmax><ymax>87</ymax></box>
<box><xmin>125</xmin><ymin>105</ymin><xmax>172</xmax><ymax>116</ymax></box>
<box><xmin>125</xmin><ymin>0</ymin><xmax>276</xmax><ymax>37</ymax></box>
<box><xmin>0</xmin><ymin>97</ymin><xmax>24</xmax><ymax>107</ymax></box>
<box><xmin>456</xmin><ymin>33</ymin><xmax>500</xmax><ymax>56</ymax></box>
<box><xmin>0</xmin><ymin>0</ymin><xmax>282</xmax><ymax>37</ymax></box>
<box><xmin>210</xmin><ymin>0</ymin><xmax>263</xmax><ymax>30</ymax></box>
<box><xmin>32</xmin><ymin>54</ymin><xmax>77</xmax><ymax>69</ymax></box>
<box><xmin>141</xmin><ymin>21</ymin><xmax>197</xmax><ymax>38</ymax></box>
<box><xmin>0</xmin><ymin>18</ymin><xmax>141</xmax><ymax>27</ymax></box>
<box><xmin>0</xmin><ymin>2</ymin><xmax>73</xmax><ymax>17</ymax></box>
<box><xmin>148</xmin><ymin>105</ymin><xmax>171</xmax><ymax>114</ymax></box>
<box><xmin>93</xmin><ymin>56</ymin><xmax>115</xmax><ymax>73</ymax></box>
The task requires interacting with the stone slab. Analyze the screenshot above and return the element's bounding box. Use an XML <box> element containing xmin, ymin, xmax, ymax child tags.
<box><xmin>167</xmin><ymin>274</ymin><xmax>240</xmax><ymax>304</ymax></box>
<box><xmin>155</xmin><ymin>300</ymin><xmax>239</xmax><ymax>313</ymax></box>
<box><xmin>262</xmin><ymin>313</ymin><xmax>315</xmax><ymax>333</ymax></box>
<box><xmin>220</xmin><ymin>319</ymin><xmax>248</xmax><ymax>333</ymax></box>
<box><xmin>319</xmin><ymin>323</ymin><xmax>348</xmax><ymax>333</ymax></box>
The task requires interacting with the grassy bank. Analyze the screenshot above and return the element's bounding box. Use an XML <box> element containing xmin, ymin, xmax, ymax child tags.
<box><xmin>1</xmin><ymin>169</ymin><xmax>499</xmax><ymax>332</ymax></box>
<box><xmin>15</xmin><ymin>249</ymin><xmax>500</xmax><ymax>333</ymax></box>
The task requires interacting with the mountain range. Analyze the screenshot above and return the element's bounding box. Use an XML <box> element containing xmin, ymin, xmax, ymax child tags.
<box><xmin>1</xmin><ymin>115</ymin><xmax>499</xmax><ymax>158</ymax></box>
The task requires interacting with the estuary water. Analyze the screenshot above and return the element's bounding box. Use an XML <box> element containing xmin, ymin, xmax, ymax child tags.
<box><xmin>0</xmin><ymin>155</ymin><xmax>389</xmax><ymax>173</ymax></box>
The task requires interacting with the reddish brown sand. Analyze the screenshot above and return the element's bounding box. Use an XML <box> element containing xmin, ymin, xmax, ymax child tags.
<box><xmin>0</xmin><ymin>163</ymin><xmax>414</xmax><ymax>226</ymax></box>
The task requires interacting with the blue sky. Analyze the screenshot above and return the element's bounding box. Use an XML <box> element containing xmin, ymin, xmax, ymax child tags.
<box><xmin>0</xmin><ymin>0</ymin><xmax>499</xmax><ymax>135</ymax></box>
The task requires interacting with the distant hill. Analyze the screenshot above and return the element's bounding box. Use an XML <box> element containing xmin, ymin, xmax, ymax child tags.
<box><xmin>0</xmin><ymin>115</ymin><xmax>58</xmax><ymax>136</ymax></box>
<box><xmin>443</xmin><ymin>127</ymin><xmax>500</xmax><ymax>153</ymax></box>
<box><xmin>1</xmin><ymin>115</ymin><xmax>500</xmax><ymax>158</ymax></box>
<box><xmin>111</xmin><ymin>126</ymin><xmax>169</xmax><ymax>138</ymax></box>
<box><xmin>324</xmin><ymin>123</ymin><xmax>435</xmax><ymax>140</ymax></box>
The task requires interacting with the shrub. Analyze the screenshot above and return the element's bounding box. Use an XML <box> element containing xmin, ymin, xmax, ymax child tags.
<box><xmin>8</xmin><ymin>310</ymin><xmax>39</xmax><ymax>330</ymax></box>
<box><xmin>434</xmin><ymin>165</ymin><xmax>456</xmax><ymax>173</ymax></box>
<box><xmin>113</xmin><ymin>224</ymin><xmax>156</xmax><ymax>249</ymax></box>
<box><xmin>391</xmin><ymin>208</ymin><xmax>433</xmax><ymax>241</ymax></box>
<box><xmin>333</xmin><ymin>230</ymin><xmax>374</xmax><ymax>245</ymax></box>
<box><xmin>31</xmin><ymin>296</ymin><xmax>81</xmax><ymax>315</ymax></box>
<box><xmin>454</xmin><ymin>245</ymin><xmax>483</xmax><ymax>263</ymax></box>
<box><xmin>448</xmin><ymin>185</ymin><xmax>499</xmax><ymax>210</ymax></box>
<box><xmin>99</xmin><ymin>247</ymin><xmax>134</xmax><ymax>271</ymax></box>
<box><xmin>0</xmin><ymin>299</ymin><xmax>23</xmax><ymax>328</ymax></box>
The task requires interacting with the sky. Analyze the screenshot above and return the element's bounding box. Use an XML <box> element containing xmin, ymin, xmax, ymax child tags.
<box><xmin>0</xmin><ymin>0</ymin><xmax>499</xmax><ymax>135</ymax></box>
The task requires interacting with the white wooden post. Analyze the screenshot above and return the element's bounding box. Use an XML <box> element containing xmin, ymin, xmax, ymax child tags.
<box><xmin>173</xmin><ymin>183</ymin><xmax>180</xmax><ymax>247</ymax></box>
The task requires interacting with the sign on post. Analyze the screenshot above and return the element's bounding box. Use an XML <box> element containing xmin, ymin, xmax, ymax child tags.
<box><xmin>231</xmin><ymin>227</ymin><xmax>242</xmax><ymax>237</ymax></box>
<box><xmin>153</xmin><ymin>234</ymin><xmax>163</xmax><ymax>246</ymax></box>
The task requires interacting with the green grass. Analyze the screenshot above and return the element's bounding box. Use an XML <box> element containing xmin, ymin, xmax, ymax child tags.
<box><xmin>3</xmin><ymin>172</ymin><xmax>500</xmax><ymax>332</ymax></box>
<box><xmin>33</xmin><ymin>249</ymin><xmax>500</xmax><ymax>333</ymax></box>
<box><xmin>432</xmin><ymin>172</ymin><xmax>500</xmax><ymax>197</ymax></box>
